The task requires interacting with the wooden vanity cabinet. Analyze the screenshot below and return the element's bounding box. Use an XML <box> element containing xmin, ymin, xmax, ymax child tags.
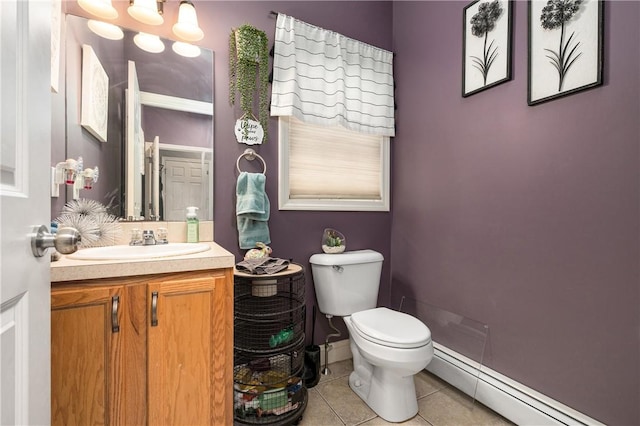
<box><xmin>51</xmin><ymin>269</ymin><xmax>233</xmax><ymax>426</ymax></box>
<box><xmin>51</xmin><ymin>284</ymin><xmax>127</xmax><ymax>425</ymax></box>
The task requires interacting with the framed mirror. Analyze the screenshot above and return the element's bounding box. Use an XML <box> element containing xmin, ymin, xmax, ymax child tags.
<box><xmin>62</xmin><ymin>14</ymin><xmax>214</xmax><ymax>221</ymax></box>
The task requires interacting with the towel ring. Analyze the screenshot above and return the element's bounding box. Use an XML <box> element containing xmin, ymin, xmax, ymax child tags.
<box><xmin>236</xmin><ymin>148</ymin><xmax>267</xmax><ymax>174</ymax></box>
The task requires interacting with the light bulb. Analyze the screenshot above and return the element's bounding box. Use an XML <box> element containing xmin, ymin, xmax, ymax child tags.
<box><xmin>87</xmin><ymin>20</ymin><xmax>124</xmax><ymax>40</ymax></box>
<box><xmin>133</xmin><ymin>32</ymin><xmax>165</xmax><ymax>53</ymax></box>
<box><xmin>128</xmin><ymin>0</ymin><xmax>163</xmax><ymax>26</ymax></box>
<box><xmin>172</xmin><ymin>1</ymin><xmax>204</xmax><ymax>42</ymax></box>
<box><xmin>172</xmin><ymin>41</ymin><xmax>201</xmax><ymax>58</ymax></box>
<box><xmin>77</xmin><ymin>0</ymin><xmax>118</xmax><ymax>20</ymax></box>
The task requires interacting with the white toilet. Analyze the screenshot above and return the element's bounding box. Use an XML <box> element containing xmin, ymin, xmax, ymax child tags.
<box><xmin>309</xmin><ymin>249</ymin><xmax>433</xmax><ymax>423</ymax></box>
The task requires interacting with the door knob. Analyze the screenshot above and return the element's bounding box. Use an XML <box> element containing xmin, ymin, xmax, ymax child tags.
<box><xmin>31</xmin><ymin>225</ymin><xmax>81</xmax><ymax>257</ymax></box>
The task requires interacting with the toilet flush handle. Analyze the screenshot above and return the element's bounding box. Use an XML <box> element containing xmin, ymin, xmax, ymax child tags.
<box><xmin>332</xmin><ymin>265</ymin><xmax>344</xmax><ymax>273</ymax></box>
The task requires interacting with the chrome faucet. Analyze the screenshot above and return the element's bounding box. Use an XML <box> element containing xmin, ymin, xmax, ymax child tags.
<box><xmin>142</xmin><ymin>230</ymin><xmax>156</xmax><ymax>245</ymax></box>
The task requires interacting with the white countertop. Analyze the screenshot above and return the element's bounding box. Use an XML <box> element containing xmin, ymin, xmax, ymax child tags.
<box><xmin>51</xmin><ymin>241</ymin><xmax>235</xmax><ymax>282</ymax></box>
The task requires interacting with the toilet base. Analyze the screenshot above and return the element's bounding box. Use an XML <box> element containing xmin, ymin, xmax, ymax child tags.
<box><xmin>349</xmin><ymin>366</ymin><xmax>419</xmax><ymax>423</ymax></box>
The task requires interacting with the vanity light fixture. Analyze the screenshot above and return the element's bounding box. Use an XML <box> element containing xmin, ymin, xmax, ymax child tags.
<box><xmin>77</xmin><ymin>0</ymin><xmax>118</xmax><ymax>20</ymax></box>
<box><xmin>87</xmin><ymin>19</ymin><xmax>124</xmax><ymax>40</ymax></box>
<box><xmin>128</xmin><ymin>0</ymin><xmax>164</xmax><ymax>25</ymax></box>
<box><xmin>133</xmin><ymin>32</ymin><xmax>165</xmax><ymax>53</ymax></box>
<box><xmin>172</xmin><ymin>1</ymin><xmax>204</xmax><ymax>42</ymax></box>
<box><xmin>126</xmin><ymin>0</ymin><xmax>205</xmax><ymax>43</ymax></box>
<box><xmin>172</xmin><ymin>41</ymin><xmax>201</xmax><ymax>58</ymax></box>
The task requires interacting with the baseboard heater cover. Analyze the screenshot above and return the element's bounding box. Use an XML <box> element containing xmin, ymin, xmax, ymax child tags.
<box><xmin>427</xmin><ymin>342</ymin><xmax>604</xmax><ymax>426</ymax></box>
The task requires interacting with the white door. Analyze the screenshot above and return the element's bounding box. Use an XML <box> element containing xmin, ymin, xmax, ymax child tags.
<box><xmin>162</xmin><ymin>156</ymin><xmax>211</xmax><ymax>221</ymax></box>
<box><xmin>1</xmin><ymin>1</ymin><xmax>52</xmax><ymax>424</ymax></box>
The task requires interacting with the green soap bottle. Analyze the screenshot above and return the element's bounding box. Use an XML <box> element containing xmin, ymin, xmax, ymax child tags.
<box><xmin>186</xmin><ymin>206</ymin><xmax>199</xmax><ymax>243</ymax></box>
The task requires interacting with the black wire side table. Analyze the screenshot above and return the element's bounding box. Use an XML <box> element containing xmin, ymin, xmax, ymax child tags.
<box><xmin>233</xmin><ymin>263</ymin><xmax>307</xmax><ymax>425</ymax></box>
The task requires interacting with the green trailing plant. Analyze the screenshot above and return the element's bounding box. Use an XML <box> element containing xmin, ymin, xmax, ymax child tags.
<box><xmin>229</xmin><ymin>24</ymin><xmax>269</xmax><ymax>143</ymax></box>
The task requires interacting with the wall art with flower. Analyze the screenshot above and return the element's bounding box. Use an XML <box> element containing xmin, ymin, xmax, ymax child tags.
<box><xmin>528</xmin><ymin>0</ymin><xmax>603</xmax><ymax>105</ymax></box>
<box><xmin>463</xmin><ymin>0</ymin><xmax>513</xmax><ymax>97</ymax></box>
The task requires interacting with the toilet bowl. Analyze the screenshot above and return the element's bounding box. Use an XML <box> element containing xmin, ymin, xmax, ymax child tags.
<box><xmin>309</xmin><ymin>250</ymin><xmax>434</xmax><ymax>422</ymax></box>
<box><xmin>345</xmin><ymin>308</ymin><xmax>433</xmax><ymax>422</ymax></box>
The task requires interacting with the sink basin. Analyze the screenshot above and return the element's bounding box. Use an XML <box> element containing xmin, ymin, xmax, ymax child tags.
<box><xmin>68</xmin><ymin>243</ymin><xmax>210</xmax><ymax>260</ymax></box>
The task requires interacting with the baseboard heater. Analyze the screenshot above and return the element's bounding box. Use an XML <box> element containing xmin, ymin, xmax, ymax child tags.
<box><xmin>427</xmin><ymin>342</ymin><xmax>604</xmax><ymax>426</ymax></box>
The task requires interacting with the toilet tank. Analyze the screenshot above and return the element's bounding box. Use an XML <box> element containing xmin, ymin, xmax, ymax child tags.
<box><xmin>309</xmin><ymin>249</ymin><xmax>384</xmax><ymax>317</ymax></box>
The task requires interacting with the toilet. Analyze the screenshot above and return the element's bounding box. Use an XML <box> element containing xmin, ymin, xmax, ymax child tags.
<box><xmin>309</xmin><ymin>249</ymin><xmax>433</xmax><ymax>423</ymax></box>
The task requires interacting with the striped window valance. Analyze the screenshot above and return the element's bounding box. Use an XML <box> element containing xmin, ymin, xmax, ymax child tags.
<box><xmin>270</xmin><ymin>14</ymin><xmax>395</xmax><ymax>137</ymax></box>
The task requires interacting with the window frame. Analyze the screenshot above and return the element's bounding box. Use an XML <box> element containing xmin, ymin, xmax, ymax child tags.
<box><xmin>277</xmin><ymin>117</ymin><xmax>390</xmax><ymax>212</ymax></box>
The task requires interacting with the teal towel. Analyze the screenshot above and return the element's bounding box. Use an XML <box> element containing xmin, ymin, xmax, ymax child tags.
<box><xmin>236</xmin><ymin>172</ymin><xmax>270</xmax><ymax>249</ymax></box>
<box><xmin>236</xmin><ymin>172</ymin><xmax>268</xmax><ymax>217</ymax></box>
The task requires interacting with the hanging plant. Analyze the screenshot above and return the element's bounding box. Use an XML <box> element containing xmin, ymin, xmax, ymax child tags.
<box><xmin>229</xmin><ymin>24</ymin><xmax>269</xmax><ymax>143</ymax></box>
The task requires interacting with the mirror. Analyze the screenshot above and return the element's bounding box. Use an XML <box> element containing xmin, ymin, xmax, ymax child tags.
<box><xmin>62</xmin><ymin>14</ymin><xmax>214</xmax><ymax>221</ymax></box>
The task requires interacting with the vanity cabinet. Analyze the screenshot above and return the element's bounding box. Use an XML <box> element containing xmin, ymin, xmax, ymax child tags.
<box><xmin>51</xmin><ymin>269</ymin><xmax>233</xmax><ymax>426</ymax></box>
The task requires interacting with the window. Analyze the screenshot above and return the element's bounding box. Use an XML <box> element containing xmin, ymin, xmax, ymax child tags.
<box><xmin>278</xmin><ymin>116</ymin><xmax>390</xmax><ymax>211</ymax></box>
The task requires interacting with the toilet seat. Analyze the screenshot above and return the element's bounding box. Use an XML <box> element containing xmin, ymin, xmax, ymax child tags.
<box><xmin>351</xmin><ymin>307</ymin><xmax>431</xmax><ymax>349</ymax></box>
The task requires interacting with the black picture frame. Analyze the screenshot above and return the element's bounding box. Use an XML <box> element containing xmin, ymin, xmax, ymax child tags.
<box><xmin>462</xmin><ymin>0</ymin><xmax>513</xmax><ymax>97</ymax></box>
<box><xmin>528</xmin><ymin>0</ymin><xmax>604</xmax><ymax>105</ymax></box>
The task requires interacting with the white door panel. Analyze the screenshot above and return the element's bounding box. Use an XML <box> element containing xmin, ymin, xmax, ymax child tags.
<box><xmin>1</xmin><ymin>1</ymin><xmax>52</xmax><ymax>424</ymax></box>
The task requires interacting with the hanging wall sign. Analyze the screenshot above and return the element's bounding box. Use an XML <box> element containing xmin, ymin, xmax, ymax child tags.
<box><xmin>235</xmin><ymin>118</ymin><xmax>264</xmax><ymax>145</ymax></box>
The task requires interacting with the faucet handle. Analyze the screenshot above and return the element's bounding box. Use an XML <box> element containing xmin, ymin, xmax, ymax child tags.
<box><xmin>130</xmin><ymin>228</ymin><xmax>143</xmax><ymax>246</ymax></box>
<box><xmin>156</xmin><ymin>227</ymin><xmax>168</xmax><ymax>244</ymax></box>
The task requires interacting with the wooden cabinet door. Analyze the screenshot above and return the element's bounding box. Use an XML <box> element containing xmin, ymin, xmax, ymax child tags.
<box><xmin>147</xmin><ymin>270</ymin><xmax>233</xmax><ymax>426</ymax></box>
<box><xmin>51</xmin><ymin>285</ymin><xmax>126</xmax><ymax>426</ymax></box>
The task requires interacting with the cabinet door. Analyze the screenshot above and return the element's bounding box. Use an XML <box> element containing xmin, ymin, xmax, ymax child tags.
<box><xmin>51</xmin><ymin>285</ymin><xmax>125</xmax><ymax>426</ymax></box>
<box><xmin>147</xmin><ymin>270</ymin><xmax>232</xmax><ymax>425</ymax></box>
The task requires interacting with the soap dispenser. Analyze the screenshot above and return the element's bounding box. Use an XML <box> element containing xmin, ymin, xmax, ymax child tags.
<box><xmin>186</xmin><ymin>206</ymin><xmax>199</xmax><ymax>243</ymax></box>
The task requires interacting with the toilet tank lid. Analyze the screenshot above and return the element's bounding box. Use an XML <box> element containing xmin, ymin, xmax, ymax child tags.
<box><xmin>309</xmin><ymin>249</ymin><xmax>384</xmax><ymax>266</ymax></box>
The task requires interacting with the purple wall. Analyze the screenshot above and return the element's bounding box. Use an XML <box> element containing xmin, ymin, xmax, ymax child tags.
<box><xmin>392</xmin><ymin>1</ymin><xmax>639</xmax><ymax>425</ymax></box>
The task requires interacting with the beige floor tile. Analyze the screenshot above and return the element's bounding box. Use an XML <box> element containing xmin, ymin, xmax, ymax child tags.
<box><xmin>316</xmin><ymin>376</ymin><xmax>376</xmax><ymax>426</ymax></box>
<box><xmin>299</xmin><ymin>388</ymin><xmax>345</xmax><ymax>426</ymax></box>
<box><xmin>319</xmin><ymin>359</ymin><xmax>353</xmax><ymax>383</ymax></box>
<box><xmin>415</xmin><ymin>370</ymin><xmax>448</xmax><ymax>399</ymax></box>
<box><xmin>359</xmin><ymin>414</ymin><xmax>432</xmax><ymax>425</ymax></box>
<box><xmin>418</xmin><ymin>387</ymin><xmax>513</xmax><ymax>426</ymax></box>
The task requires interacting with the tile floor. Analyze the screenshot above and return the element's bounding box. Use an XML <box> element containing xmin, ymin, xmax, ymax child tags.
<box><xmin>299</xmin><ymin>360</ymin><xmax>513</xmax><ymax>426</ymax></box>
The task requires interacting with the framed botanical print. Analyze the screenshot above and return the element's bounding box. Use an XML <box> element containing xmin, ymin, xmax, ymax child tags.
<box><xmin>528</xmin><ymin>0</ymin><xmax>604</xmax><ymax>105</ymax></box>
<box><xmin>462</xmin><ymin>0</ymin><xmax>513</xmax><ymax>97</ymax></box>
<box><xmin>81</xmin><ymin>44</ymin><xmax>109</xmax><ymax>142</ymax></box>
